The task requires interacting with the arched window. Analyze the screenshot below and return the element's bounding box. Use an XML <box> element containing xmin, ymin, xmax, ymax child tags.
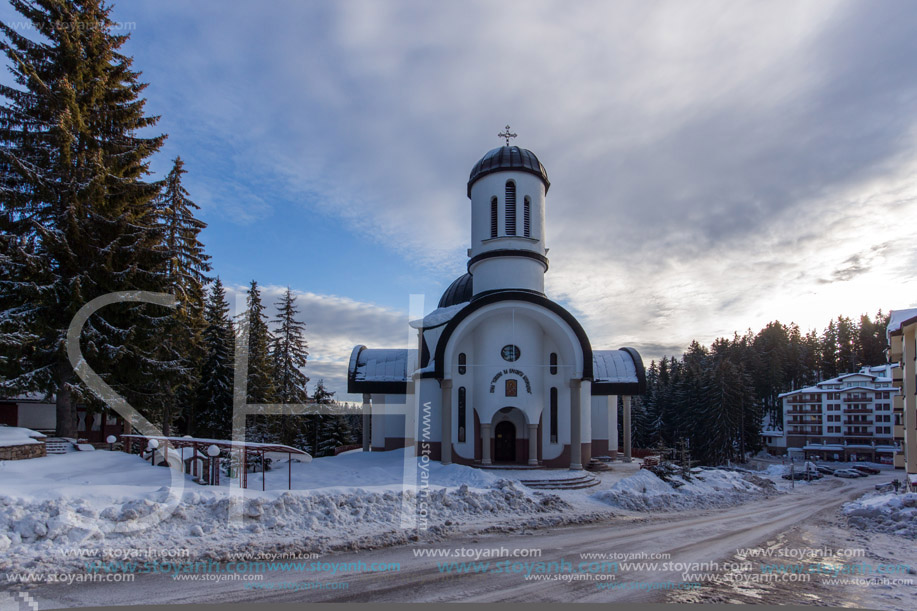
<box><xmin>550</xmin><ymin>352</ymin><xmax>557</xmax><ymax>375</ymax></box>
<box><xmin>458</xmin><ymin>387</ymin><xmax>466</xmax><ymax>443</ymax></box>
<box><xmin>523</xmin><ymin>196</ymin><xmax>531</xmax><ymax>237</ymax></box>
<box><xmin>505</xmin><ymin>181</ymin><xmax>516</xmax><ymax>235</ymax></box>
<box><xmin>490</xmin><ymin>197</ymin><xmax>498</xmax><ymax>238</ymax></box>
<box><xmin>458</xmin><ymin>352</ymin><xmax>466</xmax><ymax>375</ymax></box>
<box><xmin>550</xmin><ymin>387</ymin><xmax>558</xmax><ymax>443</ymax></box>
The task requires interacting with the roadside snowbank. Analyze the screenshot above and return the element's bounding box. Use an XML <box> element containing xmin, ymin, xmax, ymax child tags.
<box><xmin>0</xmin><ymin>450</ymin><xmax>574</xmax><ymax>574</ymax></box>
<box><xmin>592</xmin><ymin>468</ymin><xmax>775</xmax><ymax>511</ymax></box>
<box><xmin>843</xmin><ymin>492</ymin><xmax>917</xmax><ymax>539</ymax></box>
<box><xmin>0</xmin><ymin>450</ymin><xmax>780</xmax><ymax>575</ymax></box>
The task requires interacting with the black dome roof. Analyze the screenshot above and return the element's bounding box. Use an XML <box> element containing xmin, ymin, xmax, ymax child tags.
<box><xmin>467</xmin><ymin>146</ymin><xmax>549</xmax><ymax>197</ymax></box>
<box><xmin>438</xmin><ymin>273</ymin><xmax>473</xmax><ymax>308</ymax></box>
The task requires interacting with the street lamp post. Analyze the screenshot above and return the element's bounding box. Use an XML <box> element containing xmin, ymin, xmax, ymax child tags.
<box><xmin>147</xmin><ymin>439</ymin><xmax>159</xmax><ymax>465</ymax></box>
<box><xmin>207</xmin><ymin>444</ymin><xmax>221</xmax><ymax>486</ymax></box>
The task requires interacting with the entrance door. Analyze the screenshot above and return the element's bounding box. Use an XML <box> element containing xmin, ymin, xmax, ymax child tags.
<box><xmin>494</xmin><ymin>421</ymin><xmax>516</xmax><ymax>463</ymax></box>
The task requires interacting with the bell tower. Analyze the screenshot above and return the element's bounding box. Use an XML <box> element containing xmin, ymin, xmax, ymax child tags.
<box><xmin>466</xmin><ymin>127</ymin><xmax>550</xmax><ymax>296</ymax></box>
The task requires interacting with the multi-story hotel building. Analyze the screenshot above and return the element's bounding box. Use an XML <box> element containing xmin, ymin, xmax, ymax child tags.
<box><xmin>773</xmin><ymin>365</ymin><xmax>900</xmax><ymax>464</ymax></box>
<box><xmin>888</xmin><ymin>309</ymin><xmax>917</xmax><ymax>480</ymax></box>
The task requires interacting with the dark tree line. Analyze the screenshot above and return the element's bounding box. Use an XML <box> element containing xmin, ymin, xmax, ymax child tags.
<box><xmin>630</xmin><ymin>312</ymin><xmax>889</xmax><ymax>465</ymax></box>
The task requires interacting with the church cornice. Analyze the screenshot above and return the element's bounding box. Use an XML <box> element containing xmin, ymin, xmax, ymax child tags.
<box><xmin>421</xmin><ymin>290</ymin><xmax>594</xmax><ymax>381</ymax></box>
<box><xmin>467</xmin><ymin>249</ymin><xmax>549</xmax><ymax>274</ymax></box>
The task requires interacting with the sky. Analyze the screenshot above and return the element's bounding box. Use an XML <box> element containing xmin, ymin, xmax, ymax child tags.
<box><xmin>3</xmin><ymin>0</ymin><xmax>916</xmax><ymax>400</ymax></box>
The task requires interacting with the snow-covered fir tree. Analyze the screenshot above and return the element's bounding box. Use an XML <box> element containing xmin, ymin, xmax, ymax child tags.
<box><xmin>238</xmin><ymin>281</ymin><xmax>275</xmax><ymax>440</ymax></box>
<box><xmin>0</xmin><ymin>0</ymin><xmax>169</xmax><ymax>436</ymax></box>
<box><xmin>239</xmin><ymin>280</ymin><xmax>275</xmax><ymax>404</ymax></box>
<box><xmin>269</xmin><ymin>287</ymin><xmax>309</xmax><ymax>445</ymax></box>
<box><xmin>270</xmin><ymin>287</ymin><xmax>309</xmax><ymax>404</ymax></box>
<box><xmin>318</xmin><ymin>416</ymin><xmax>353</xmax><ymax>457</ymax></box>
<box><xmin>156</xmin><ymin>156</ymin><xmax>211</xmax><ymax>435</ymax></box>
<box><xmin>310</xmin><ymin>378</ymin><xmax>335</xmax><ymax>454</ymax></box>
<box><xmin>195</xmin><ymin>278</ymin><xmax>234</xmax><ymax>439</ymax></box>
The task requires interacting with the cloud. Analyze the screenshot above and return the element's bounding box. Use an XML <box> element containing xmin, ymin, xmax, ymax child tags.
<box><xmin>225</xmin><ymin>285</ymin><xmax>410</xmax><ymax>400</ymax></box>
<box><xmin>94</xmin><ymin>0</ymin><xmax>917</xmax><ymax>364</ymax></box>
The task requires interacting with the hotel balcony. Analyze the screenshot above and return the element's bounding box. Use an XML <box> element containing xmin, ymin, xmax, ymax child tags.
<box><xmin>788</xmin><ymin>428</ymin><xmax>822</xmax><ymax>435</ymax></box>
<box><xmin>786</xmin><ymin>395</ymin><xmax>821</xmax><ymax>404</ymax></box>
<box><xmin>843</xmin><ymin>429</ymin><xmax>873</xmax><ymax>436</ymax></box>
<box><xmin>843</xmin><ymin>418</ymin><xmax>873</xmax><ymax>425</ymax></box>
<box><xmin>843</xmin><ymin>406</ymin><xmax>872</xmax><ymax>413</ymax></box>
<box><xmin>843</xmin><ymin>396</ymin><xmax>872</xmax><ymax>403</ymax></box>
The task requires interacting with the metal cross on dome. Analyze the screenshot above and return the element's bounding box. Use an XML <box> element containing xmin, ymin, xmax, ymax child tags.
<box><xmin>498</xmin><ymin>125</ymin><xmax>517</xmax><ymax>146</ymax></box>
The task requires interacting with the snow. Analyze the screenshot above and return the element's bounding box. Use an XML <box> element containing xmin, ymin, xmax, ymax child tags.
<box><xmin>0</xmin><ymin>450</ymin><xmax>776</xmax><ymax>576</ymax></box>
<box><xmin>0</xmin><ymin>449</ymin><xmax>571</xmax><ymax>574</ymax></box>
<box><xmin>762</xmin><ymin>464</ymin><xmax>789</xmax><ymax>476</ymax></box>
<box><xmin>592</xmin><ymin>349</ymin><xmax>639</xmax><ymax>384</ymax></box>
<box><xmin>887</xmin><ymin>307</ymin><xmax>917</xmax><ymax>336</ymax></box>
<box><xmin>843</xmin><ymin>491</ymin><xmax>917</xmax><ymax>539</ymax></box>
<box><xmin>592</xmin><ymin>468</ymin><xmax>776</xmax><ymax>511</ymax></box>
<box><xmin>349</xmin><ymin>347</ymin><xmax>415</xmax><ymax>383</ymax></box>
<box><xmin>0</xmin><ymin>425</ymin><xmax>45</xmax><ymax>448</ymax></box>
<box><xmin>409</xmin><ymin>302</ymin><xmax>467</xmax><ymax>329</ymax></box>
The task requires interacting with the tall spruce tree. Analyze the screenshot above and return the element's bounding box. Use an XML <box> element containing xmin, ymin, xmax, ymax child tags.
<box><xmin>310</xmin><ymin>378</ymin><xmax>334</xmax><ymax>454</ymax></box>
<box><xmin>270</xmin><ymin>287</ymin><xmax>309</xmax><ymax>404</ymax></box>
<box><xmin>157</xmin><ymin>156</ymin><xmax>211</xmax><ymax>435</ymax></box>
<box><xmin>238</xmin><ymin>281</ymin><xmax>274</xmax><ymax>441</ymax></box>
<box><xmin>240</xmin><ymin>280</ymin><xmax>274</xmax><ymax>404</ymax></box>
<box><xmin>196</xmin><ymin>278</ymin><xmax>234</xmax><ymax>438</ymax></box>
<box><xmin>268</xmin><ymin>287</ymin><xmax>310</xmax><ymax>445</ymax></box>
<box><xmin>0</xmin><ymin>0</ymin><xmax>168</xmax><ymax>436</ymax></box>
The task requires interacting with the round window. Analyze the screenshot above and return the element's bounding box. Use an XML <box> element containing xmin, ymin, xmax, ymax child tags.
<box><xmin>501</xmin><ymin>344</ymin><xmax>521</xmax><ymax>362</ymax></box>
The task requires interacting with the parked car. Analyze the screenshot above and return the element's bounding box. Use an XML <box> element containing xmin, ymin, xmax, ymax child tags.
<box><xmin>852</xmin><ymin>465</ymin><xmax>880</xmax><ymax>475</ymax></box>
<box><xmin>816</xmin><ymin>465</ymin><xmax>836</xmax><ymax>475</ymax></box>
<box><xmin>783</xmin><ymin>471</ymin><xmax>822</xmax><ymax>480</ymax></box>
<box><xmin>834</xmin><ymin>469</ymin><xmax>866</xmax><ymax>478</ymax></box>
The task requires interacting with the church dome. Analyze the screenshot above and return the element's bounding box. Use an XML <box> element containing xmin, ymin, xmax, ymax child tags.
<box><xmin>438</xmin><ymin>273</ymin><xmax>473</xmax><ymax>308</ymax></box>
<box><xmin>467</xmin><ymin>146</ymin><xmax>550</xmax><ymax>197</ymax></box>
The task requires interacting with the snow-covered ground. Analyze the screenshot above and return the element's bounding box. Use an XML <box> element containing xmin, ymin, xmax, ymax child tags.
<box><xmin>0</xmin><ymin>448</ymin><xmax>779</xmax><ymax>576</ymax></box>
<box><xmin>843</xmin><ymin>491</ymin><xmax>917</xmax><ymax>538</ymax></box>
<box><xmin>0</xmin><ymin>426</ymin><xmax>45</xmax><ymax>448</ymax></box>
<box><xmin>593</xmin><ymin>468</ymin><xmax>776</xmax><ymax>511</ymax></box>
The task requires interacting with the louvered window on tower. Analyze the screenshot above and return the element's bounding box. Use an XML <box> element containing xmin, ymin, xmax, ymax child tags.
<box><xmin>490</xmin><ymin>197</ymin><xmax>498</xmax><ymax>238</ymax></box>
<box><xmin>523</xmin><ymin>196</ymin><xmax>531</xmax><ymax>237</ymax></box>
<box><xmin>505</xmin><ymin>181</ymin><xmax>516</xmax><ymax>235</ymax></box>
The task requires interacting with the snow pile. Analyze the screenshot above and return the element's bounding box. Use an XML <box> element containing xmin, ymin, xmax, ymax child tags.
<box><xmin>843</xmin><ymin>492</ymin><xmax>917</xmax><ymax>539</ymax></box>
<box><xmin>762</xmin><ymin>464</ymin><xmax>788</xmax><ymax>476</ymax></box>
<box><xmin>592</xmin><ymin>468</ymin><xmax>775</xmax><ymax>511</ymax></box>
<box><xmin>0</xmin><ymin>426</ymin><xmax>45</xmax><ymax>448</ymax></box>
<box><xmin>0</xmin><ymin>480</ymin><xmax>571</xmax><ymax>573</ymax></box>
<box><xmin>0</xmin><ymin>450</ymin><xmax>574</xmax><ymax>574</ymax></box>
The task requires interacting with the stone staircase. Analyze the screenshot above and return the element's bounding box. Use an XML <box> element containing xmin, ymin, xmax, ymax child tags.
<box><xmin>586</xmin><ymin>457</ymin><xmax>614</xmax><ymax>472</ymax></box>
<box><xmin>43</xmin><ymin>438</ymin><xmax>72</xmax><ymax>455</ymax></box>
<box><xmin>519</xmin><ymin>473</ymin><xmax>600</xmax><ymax>490</ymax></box>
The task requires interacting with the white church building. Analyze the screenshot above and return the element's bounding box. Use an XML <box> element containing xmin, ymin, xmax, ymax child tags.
<box><xmin>348</xmin><ymin>138</ymin><xmax>645</xmax><ymax>469</ymax></box>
